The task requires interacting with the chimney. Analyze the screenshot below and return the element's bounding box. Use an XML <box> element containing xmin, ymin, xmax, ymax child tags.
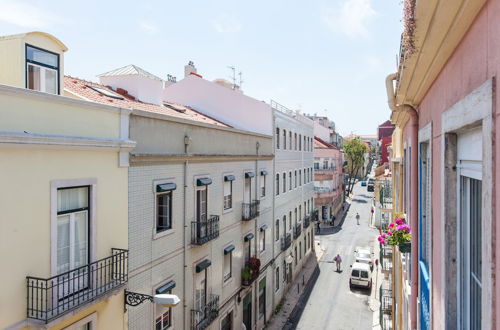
<box><xmin>184</xmin><ymin>61</ymin><xmax>197</xmax><ymax>78</ymax></box>
<box><xmin>164</xmin><ymin>74</ymin><xmax>177</xmax><ymax>87</ymax></box>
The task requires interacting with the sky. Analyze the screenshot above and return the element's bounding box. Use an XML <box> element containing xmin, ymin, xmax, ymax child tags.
<box><xmin>0</xmin><ymin>0</ymin><xmax>403</xmax><ymax>136</ymax></box>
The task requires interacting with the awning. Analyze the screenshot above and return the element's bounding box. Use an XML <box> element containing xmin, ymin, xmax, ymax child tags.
<box><xmin>260</xmin><ymin>224</ymin><xmax>268</xmax><ymax>231</ymax></box>
<box><xmin>244</xmin><ymin>233</ymin><xmax>254</xmax><ymax>241</ymax></box>
<box><xmin>196</xmin><ymin>178</ymin><xmax>212</xmax><ymax>186</ymax></box>
<box><xmin>224</xmin><ymin>244</ymin><xmax>235</xmax><ymax>255</ymax></box>
<box><xmin>195</xmin><ymin>259</ymin><xmax>212</xmax><ymax>273</ymax></box>
<box><xmin>156</xmin><ymin>183</ymin><xmax>177</xmax><ymax>192</ymax></box>
<box><xmin>156</xmin><ymin>281</ymin><xmax>176</xmax><ymax>294</ymax></box>
<box><xmin>260</xmin><ymin>170</ymin><xmax>268</xmax><ymax>176</ymax></box>
<box><xmin>224</xmin><ymin>175</ymin><xmax>235</xmax><ymax>182</ymax></box>
<box><xmin>245</xmin><ymin>172</ymin><xmax>255</xmax><ymax>178</ymax></box>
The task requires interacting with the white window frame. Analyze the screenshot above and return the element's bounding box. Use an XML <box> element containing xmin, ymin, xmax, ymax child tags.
<box><xmin>223</xmin><ymin>250</ymin><xmax>233</xmax><ymax>283</ymax></box>
<box><xmin>260</xmin><ymin>172</ymin><xmax>266</xmax><ymax>198</ymax></box>
<box><xmin>63</xmin><ymin>312</ymin><xmax>97</xmax><ymax>330</ymax></box>
<box><xmin>154</xmin><ymin>279</ymin><xmax>175</xmax><ymax>330</ymax></box>
<box><xmin>51</xmin><ymin>178</ymin><xmax>97</xmax><ymax>277</ymax></box>
<box><xmin>153</xmin><ymin>179</ymin><xmax>176</xmax><ymax>239</ymax></box>
<box><xmin>223</xmin><ymin>179</ymin><xmax>233</xmax><ymax>211</ymax></box>
<box><xmin>259</xmin><ymin>229</ymin><xmax>266</xmax><ymax>253</ymax></box>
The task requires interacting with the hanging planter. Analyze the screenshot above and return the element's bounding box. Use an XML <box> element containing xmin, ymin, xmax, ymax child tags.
<box><xmin>378</xmin><ymin>217</ymin><xmax>411</xmax><ymax>252</ymax></box>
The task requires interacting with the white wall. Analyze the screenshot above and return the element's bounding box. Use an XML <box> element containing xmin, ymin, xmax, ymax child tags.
<box><xmin>164</xmin><ymin>76</ymin><xmax>273</xmax><ymax>136</ymax></box>
<box><xmin>100</xmin><ymin>75</ymin><xmax>164</xmax><ymax>105</ymax></box>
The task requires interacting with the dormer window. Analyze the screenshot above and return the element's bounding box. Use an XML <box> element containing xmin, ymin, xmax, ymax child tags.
<box><xmin>26</xmin><ymin>44</ymin><xmax>59</xmax><ymax>94</ymax></box>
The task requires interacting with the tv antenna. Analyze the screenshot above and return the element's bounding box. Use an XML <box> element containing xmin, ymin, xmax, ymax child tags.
<box><xmin>238</xmin><ymin>71</ymin><xmax>243</xmax><ymax>89</ymax></box>
<box><xmin>228</xmin><ymin>66</ymin><xmax>237</xmax><ymax>89</ymax></box>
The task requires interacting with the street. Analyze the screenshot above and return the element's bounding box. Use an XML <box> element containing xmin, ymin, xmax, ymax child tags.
<box><xmin>296</xmin><ymin>182</ymin><xmax>378</xmax><ymax>330</ymax></box>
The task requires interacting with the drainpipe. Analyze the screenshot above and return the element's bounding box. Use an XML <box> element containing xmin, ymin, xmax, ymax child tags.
<box><xmin>183</xmin><ymin>134</ymin><xmax>191</xmax><ymax>330</ymax></box>
<box><xmin>385</xmin><ymin>73</ymin><xmax>419</xmax><ymax>330</ymax></box>
<box><xmin>254</xmin><ymin>141</ymin><xmax>260</xmax><ymax>329</ymax></box>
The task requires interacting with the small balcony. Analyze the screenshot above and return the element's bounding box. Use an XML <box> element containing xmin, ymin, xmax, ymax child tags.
<box><xmin>191</xmin><ymin>215</ymin><xmax>220</xmax><ymax>245</ymax></box>
<box><xmin>191</xmin><ymin>294</ymin><xmax>219</xmax><ymax>330</ymax></box>
<box><xmin>303</xmin><ymin>215</ymin><xmax>311</xmax><ymax>229</ymax></box>
<box><xmin>293</xmin><ymin>223</ymin><xmax>302</xmax><ymax>239</ymax></box>
<box><xmin>241</xmin><ymin>257</ymin><xmax>261</xmax><ymax>286</ymax></box>
<box><xmin>27</xmin><ymin>248</ymin><xmax>128</xmax><ymax>323</ymax></box>
<box><xmin>281</xmin><ymin>233</ymin><xmax>292</xmax><ymax>251</ymax></box>
<box><xmin>242</xmin><ymin>200</ymin><xmax>260</xmax><ymax>221</ymax></box>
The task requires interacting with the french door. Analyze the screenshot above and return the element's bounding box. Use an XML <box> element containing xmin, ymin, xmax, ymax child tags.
<box><xmin>196</xmin><ymin>187</ymin><xmax>207</xmax><ymax>238</ymax></box>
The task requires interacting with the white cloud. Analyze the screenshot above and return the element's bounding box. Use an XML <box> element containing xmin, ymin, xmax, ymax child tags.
<box><xmin>138</xmin><ymin>20</ymin><xmax>159</xmax><ymax>34</ymax></box>
<box><xmin>211</xmin><ymin>14</ymin><xmax>241</xmax><ymax>34</ymax></box>
<box><xmin>0</xmin><ymin>0</ymin><xmax>61</xmax><ymax>28</ymax></box>
<box><xmin>323</xmin><ymin>0</ymin><xmax>377</xmax><ymax>38</ymax></box>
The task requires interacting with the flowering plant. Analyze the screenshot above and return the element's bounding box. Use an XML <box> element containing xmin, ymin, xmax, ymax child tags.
<box><xmin>242</xmin><ymin>256</ymin><xmax>261</xmax><ymax>283</ymax></box>
<box><xmin>378</xmin><ymin>218</ymin><xmax>411</xmax><ymax>246</ymax></box>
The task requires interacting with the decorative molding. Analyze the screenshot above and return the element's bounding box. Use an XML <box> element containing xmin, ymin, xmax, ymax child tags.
<box><xmin>130</xmin><ymin>153</ymin><xmax>274</xmax><ymax>165</ymax></box>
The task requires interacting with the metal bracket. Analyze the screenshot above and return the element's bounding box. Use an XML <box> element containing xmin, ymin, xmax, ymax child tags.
<box><xmin>124</xmin><ymin>290</ymin><xmax>154</xmax><ymax>311</ymax></box>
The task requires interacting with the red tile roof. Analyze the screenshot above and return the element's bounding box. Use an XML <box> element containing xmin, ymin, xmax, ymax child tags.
<box><xmin>63</xmin><ymin>76</ymin><xmax>229</xmax><ymax>127</ymax></box>
<box><xmin>314</xmin><ymin>136</ymin><xmax>337</xmax><ymax>149</ymax></box>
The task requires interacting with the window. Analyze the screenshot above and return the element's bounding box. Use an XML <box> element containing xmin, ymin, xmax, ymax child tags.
<box><xmin>258</xmin><ymin>278</ymin><xmax>266</xmax><ymax>319</ymax></box>
<box><xmin>156</xmin><ymin>188</ymin><xmax>172</xmax><ymax>233</ymax></box>
<box><xmin>294</xmin><ymin>170</ymin><xmax>297</xmax><ymax>188</ymax></box>
<box><xmin>298</xmin><ymin>206</ymin><xmax>301</xmax><ymax>221</ymax></box>
<box><xmin>294</xmin><ymin>247</ymin><xmax>298</xmax><ymax>265</ymax></box>
<box><xmin>323</xmin><ymin>160</ymin><xmax>328</xmax><ymax>169</ymax></box>
<box><xmin>294</xmin><ymin>208</ymin><xmax>297</xmax><ymax>226</ymax></box>
<box><xmin>294</xmin><ymin>133</ymin><xmax>297</xmax><ymax>150</ymax></box>
<box><xmin>194</xmin><ymin>267</ymin><xmax>208</xmax><ymax>325</ymax></box>
<box><xmin>223</xmin><ymin>248</ymin><xmax>233</xmax><ymax>282</ymax></box>
<box><xmin>283</xmin><ymin>260</ymin><xmax>287</xmax><ymax>283</ymax></box>
<box><xmin>275</xmin><ymin>267</ymin><xmax>280</xmax><ymax>291</ymax></box>
<box><xmin>289</xmin><ymin>131</ymin><xmax>292</xmax><ymax>149</ymax></box>
<box><xmin>289</xmin><ymin>211</ymin><xmax>292</xmax><ymax>230</ymax></box>
<box><xmin>276</xmin><ymin>174</ymin><xmax>279</xmax><ymax>196</ymax></box>
<box><xmin>26</xmin><ymin>45</ymin><xmax>59</xmax><ymax>94</ymax></box>
<box><xmin>63</xmin><ymin>313</ymin><xmax>97</xmax><ymax>330</ymax></box>
<box><xmin>221</xmin><ymin>311</ymin><xmax>233</xmax><ymax>330</ymax></box>
<box><xmin>57</xmin><ymin>186</ymin><xmax>89</xmax><ymax>275</ymax></box>
<box><xmin>304</xmin><ymin>136</ymin><xmax>306</xmax><ymax>152</ymax></box>
<box><xmin>314</xmin><ymin>162</ymin><xmax>319</xmax><ymax>170</ymax></box>
<box><xmin>282</xmin><ymin>216</ymin><xmax>286</xmax><ymax>234</ymax></box>
<box><xmin>259</xmin><ymin>228</ymin><xmax>266</xmax><ymax>252</ymax></box>
<box><xmin>283</xmin><ymin>130</ymin><xmax>287</xmax><ymax>150</ymax></box>
<box><xmin>299</xmin><ymin>242</ymin><xmax>302</xmax><ymax>260</ymax></box>
<box><xmin>196</xmin><ymin>185</ymin><xmax>208</xmax><ymax>223</ymax></box>
<box><xmin>223</xmin><ymin>180</ymin><xmax>233</xmax><ymax>210</ymax></box>
<box><xmin>276</xmin><ymin>128</ymin><xmax>280</xmax><ymax>149</ymax></box>
<box><xmin>155</xmin><ymin>290</ymin><xmax>172</xmax><ymax>329</ymax></box>
<box><xmin>420</xmin><ymin>142</ymin><xmax>431</xmax><ymax>266</ymax></box>
<box><xmin>299</xmin><ymin>170</ymin><xmax>302</xmax><ymax>186</ymax></box>
<box><xmin>289</xmin><ymin>172</ymin><xmax>292</xmax><ymax>191</ymax></box>
<box><xmin>282</xmin><ymin>173</ymin><xmax>286</xmax><ymax>193</ymax></box>
<box><xmin>275</xmin><ymin>220</ymin><xmax>279</xmax><ymax>241</ymax></box>
<box><xmin>260</xmin><ymin>172</ymin><xmax>266</xmax><ymax>197</ymax></box>
<box><xmin>299</xmin><ymin>134</ymin><xmax>302</xmax><ymax>150</ymax></box>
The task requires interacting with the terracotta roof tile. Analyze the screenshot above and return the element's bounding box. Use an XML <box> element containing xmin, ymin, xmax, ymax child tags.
<box><xmin>63</xmin><ymin>76</ymin><xmax>229</xmax><ymax>128</ymax></box>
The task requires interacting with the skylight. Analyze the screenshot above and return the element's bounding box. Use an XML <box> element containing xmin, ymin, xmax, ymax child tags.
<box><xmin>86</xmin><ymin>85</ymin><xmax>124</xmax><ymax>99</ymax></box>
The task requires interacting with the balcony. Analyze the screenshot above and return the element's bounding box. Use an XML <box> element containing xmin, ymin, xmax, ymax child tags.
<box><xmin>242</xmin><ymin>200</ymin><xmax>260</xmax><ymax>221</ymax></box>
<box><xmin>293</xmin><ymin>223</ymin><xmax>302</xmax><ymax>239</ymax></box>
<box><xmin>241</xmin><ymin>257</ymin><xmax>261</xmax><ymax>286</ymax></box>
<box><xmin>281</xmin><ymin>233</ymin><xmax>292</xmax><ymax>251</ymax></box>
<box><xmin>191</xmin><ymin>215</ymin><xmax>220</xmax><ymax>245</ymax></box>
<box><xmin>191</xmin><ymin>294</ymin><xmax>219</xmax><ymax>330</ymax></box>
<box><xmin>303</xmin><ymin>215</ymin><xmax>311</xmax><ymax>229</ymax></box>
<box><xmin>27</xmin><ymin>248</ymin><xmax>128</xmax><ymax>323</ymax></box>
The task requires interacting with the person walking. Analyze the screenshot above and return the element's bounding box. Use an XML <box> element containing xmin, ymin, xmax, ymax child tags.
<box><xmin>356</xmin><ymin>212</ymin><xmax>360</xmax><ymax>225</ymax></box>
<box><xmin>316</xmin><ymin>221</ymin><xmax>320</xmax><ymax>234</ymax></box>
<box><xmin>334</xmin><ymin>254</ymin><xmax>342</xmax><ymax>272</ymax></box>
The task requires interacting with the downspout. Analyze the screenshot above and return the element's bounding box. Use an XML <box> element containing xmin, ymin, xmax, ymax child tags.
<box><xmin>385</xmin><ymin>73</ymin><xmax>419</xmax><ymax>330</ymax></box>
<box><xmin>183</xmin><ymin>134</ymin><xmax>191</xmax><ymax>330</ymax></box>
<box><xmin>254</xmin><ymin>141</ymin><xmax>260</xmax><ymax>329</ymax></box>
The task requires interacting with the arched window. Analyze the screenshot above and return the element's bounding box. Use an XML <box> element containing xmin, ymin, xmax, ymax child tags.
<box><xmin>276</xmin><ymin>174</ymin><xmax>280</xmax><ymax>196</ymax></box>
<box><xmin>289</xmin><ymin>172</ymin><xmax>292</xmax><ymax>191</ymax></box>
<box><xmin>276</xmin><ymin>128</ymin><xmax>280</xmax><ymax>149</ymax></box>
<box><xmin>282</xmin><ymin>173</ymin><xmax>286</xmax><ymax>193</ymax></box>
<box><xmin>283</xmin><ymin>130</ymin><xmax>287</xmax><ymax>150</ymax></box>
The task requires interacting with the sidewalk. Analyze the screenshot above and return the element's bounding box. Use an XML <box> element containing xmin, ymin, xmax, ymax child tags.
<box><xmin>265</xmin><ymin>241</ymin><xmax>325</xmax><ymax>330</ymax></box>
<box><xmin>370</xmin><ymin>237</ymin><xmax>383</xmax><ymax>330</ymax></box>
<box><xmin>316</xmin><ymin>200</ymin><xmax>350</xmax><ymax>235</ymax></box>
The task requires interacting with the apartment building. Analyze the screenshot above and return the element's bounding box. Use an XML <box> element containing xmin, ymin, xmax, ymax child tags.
<box><xmin>0</xmin><ymin>32</ymin><xmax>134</xmax><ymax>330</ymax></box>
<box><xmin>313</xmin><ymin>137</ymin><xmax>343</xmax><ymax>222</ymax></box>
<box><xmin>385</xmin><ymin>0</ymin><xmax>500</xmax><ymax>329</ymax></box>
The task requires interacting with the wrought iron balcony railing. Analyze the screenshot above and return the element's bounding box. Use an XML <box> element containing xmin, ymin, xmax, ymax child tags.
<box><xmin>191</xmin><ymin>294</ymin><xmax>219</xmax><ymax>330</ymax></box>
<box><xmin>281</xmin><ymin>233</ymin><xmax>292</xmax><ymax>251</ymax></box>
<box><xmin>242</xmin><ymin>200</ymin><xmax>260</xmax><ymax>221</ymax></box>
<box><xmin>303</xmin><ymin>215</ymin><xmax>311</xmax><ymax>228</ymax></box>
<box><xmin>27</xmin><ymin>248</ymin><xmax>128</xmax><ymax>323</ymax></box>
<box><xmin>293</xmin><ymin>223</ymin><xmax>302</xmax><ymax>239</ymax></box>
<box><xmin>191</xmin><ymin>215</ymin><xmax>220</xmax><ymax>245</ymax></box>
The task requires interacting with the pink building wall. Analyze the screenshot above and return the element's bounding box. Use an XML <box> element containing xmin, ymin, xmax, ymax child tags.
<box><xmin>402</xmin><ymin>1</ymin><xmax>500</xmax><ymax>327</ymax></box>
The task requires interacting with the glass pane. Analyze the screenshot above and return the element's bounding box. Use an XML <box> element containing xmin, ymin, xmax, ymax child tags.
<box><xmin>58</xmin><ymin>187</ymin><xmax>88</xmax><ymax>212</ymax></box>
<box><xmin>74</xmin><ymin>211</ymin><xmax>88</xmax><ymax>268</ymax></box>
<box><xmin>44</xmin><ymin>68</ymin><xmax>57</xmax><ymax>94</ymax></box>
<box><xmin>57</xmin><ymin>215</ymin><xmax>70</xmax><ymax>274</ymax></box>
<box><xmin>27</xmin><ymin>46</ymin><xmax>58</xmax><ymax>67</ymax></box>
<box><xmin>360</xmin><ymin>271</ymin><xmax>369</xmax><ymax>279</ymax></box>
<box><xmin>27</xmin><ymin>64</ymin><xmax>41</xmax><ymax>91</ymax></box>
<box><xmin>351</xmin><ymin>270</ymin><xmax>360</xmax><ymax>277</ymax></box>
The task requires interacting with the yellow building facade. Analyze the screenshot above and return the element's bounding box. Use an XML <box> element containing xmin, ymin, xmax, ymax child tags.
<box><xmin>0</xmin><ymin>32</ymin><xmax>134</xmax><ymax>329</ymax></box>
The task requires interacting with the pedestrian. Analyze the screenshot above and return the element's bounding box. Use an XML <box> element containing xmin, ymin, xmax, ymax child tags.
<box><xmin>331</xmin><ymin>215</ymin><xmax>336</xmax><ymax>226</ymax></box>
<box><xmin>316</xmin><ymin>221</ymin><xmax>320</xmax><ymax>234</ymax></box>
<box><xmin>334</xmin><ymin>253</ymin><xmax>342</xmax><ymax>272</ymax></box>
<box><xmin>356</xmin><ymin>212</ymin><xmax>360</xmax><ymax>225</ymax></box>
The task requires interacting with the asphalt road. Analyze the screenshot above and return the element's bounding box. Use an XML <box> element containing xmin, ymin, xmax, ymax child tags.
<box><xmin>296</xmin><ymin>183</ymin><xmax>378</xmax><ymax>330</ymax></box>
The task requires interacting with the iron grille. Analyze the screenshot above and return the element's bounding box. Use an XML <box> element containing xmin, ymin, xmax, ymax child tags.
<box><xmin>27</xmin><ymin>248</ymin><xmax>128</xmax><ymax>323</ymax></box>
<box><xmin>191</xmin><ymin>294</ymin><xmax>219</xmax><ymax>330</ymax></box>
<box><xmin>191</xmin><ymin>215</ymin><xmax>220</xmax><ymax>245</ymax></box>
<box><xmin>281</xmin><ymin>233</ymin><xmax>292</xmax><ymax>251</ymax></box>
<box><xmin>293</xmin><ymin>223</ymin><xmax>302</xmax><ymax>239</ymax></box>
<box><xmin>242</xmin><ymin>200</ymin><xmax>260</xmax><ymax>221</ymax></box>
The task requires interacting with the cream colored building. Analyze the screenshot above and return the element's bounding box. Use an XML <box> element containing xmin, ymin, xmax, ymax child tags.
<box><xmin>0</xmin><ymin>32</ymin><xmax>134</xmax><ymax>330</ymax></box>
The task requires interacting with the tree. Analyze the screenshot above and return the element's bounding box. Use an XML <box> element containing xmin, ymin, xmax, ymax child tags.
<box><xmin>343</xmin><ymin>138</ymin><xmax>368</xmax><ymax>196</ymax></box>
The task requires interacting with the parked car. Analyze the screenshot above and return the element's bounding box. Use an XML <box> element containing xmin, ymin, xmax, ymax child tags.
<box><xmin>355</xmin><ymin>248</ymin><xmax>374</xmax><ymax>270</ymax></box>
<box><xmin>367</xmin><ymin>178</ymin><xmax>375</xmax><ymax>192</ymax></box>
<box><xmin>361</xmin><ymin>181</ymin><xmax>367</xmax><ymax>186</ymax></box>
<box><xmin>349</xmin><ymin>262</ymin><xmax>372</xmax><ymax>289</ymax></box>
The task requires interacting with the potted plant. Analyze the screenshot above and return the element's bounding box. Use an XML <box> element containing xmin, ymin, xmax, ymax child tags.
<box><xmin>241</xmin><ymin>256</ymin><xmax>261</xmax><ymax>285</ymax></box>
<box><xmin>378</xmin><ymin>217</ymin><xmax>411</xmax><ymax>253</ymax></box>
<box><xmin>241</xmin><ymin>267</ymin><xmax>251</xmax><ymax>285</ymax></box>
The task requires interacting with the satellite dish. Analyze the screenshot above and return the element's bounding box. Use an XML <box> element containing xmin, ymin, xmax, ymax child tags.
<box><xmin>153</xmin><ymin>294</ymin><xmax>181</xmax><ymax>307</ymax></box>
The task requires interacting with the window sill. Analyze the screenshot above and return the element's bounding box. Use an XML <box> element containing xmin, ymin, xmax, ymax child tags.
<box><xmin>223</xmin><ymin>277</ymin><xmax>234</xmax><ymax>287</ymax></box>
<box><xmin>223</xmin><ymin>208</ymin><xmax>233</xmax><ymax>215</ymax></box>
<box><xmin>153</xmin><ymin>228</ymin><xmax>175</xmax><ymax>240</ymax></box>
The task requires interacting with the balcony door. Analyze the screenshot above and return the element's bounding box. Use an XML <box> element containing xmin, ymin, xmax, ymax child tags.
<box><xmin>57</xmin><ymin>186</ymin><xmax>90</xmax><ymax>298</ymax></box>
<box><xmin>196</xmin><ymin>186</ymin><xmax>208</xmax><ymax>239</ymax></box>
<box><xmin>244</xmin><ymin>177</ymin><xmax>252</xmax><ymax>203</ymax></box>
<box><xmin>194</xmin><ymin>270</ymin><xmax>207</xmax><ymax>324</ymax></box>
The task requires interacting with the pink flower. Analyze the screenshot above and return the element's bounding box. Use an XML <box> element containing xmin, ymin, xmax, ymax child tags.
<box><xmin>387</xmin><ymin>231</ymin><xmax>392</xmax><ymax>236</ymax></box>
<box><xmin>388</xmin><ymin>223</ymin><xmax>395</xmax><ymax>228</ymax></box>
<box><xmin>395</xmin><ymin>218</ymin><xmax>404</xmax><ymax>225</ymax></box>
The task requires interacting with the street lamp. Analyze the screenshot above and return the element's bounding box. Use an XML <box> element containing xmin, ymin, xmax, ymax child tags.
<box><xmin>124</xmin><ymin>290</ymin><xmax>181</xmax><ymax>310</ymax></box>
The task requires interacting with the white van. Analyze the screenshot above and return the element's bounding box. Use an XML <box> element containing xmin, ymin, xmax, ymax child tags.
<box><xmin>349</xmin><ymin>262</ymin><xmax>372</xmax><ymax>289</ymax></box>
